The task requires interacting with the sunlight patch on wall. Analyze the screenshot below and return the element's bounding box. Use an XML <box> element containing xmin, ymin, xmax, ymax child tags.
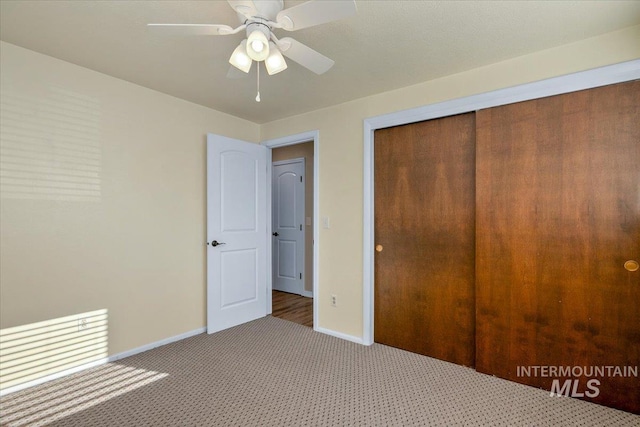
<box><xmin>0</xmin><ymin>86</ymin><xmax>102</xmax><ymax>202</ymax></box>
<box><xmin>0</xmin><ymin>363</ymin><xmax>168</xmax><ymax>427</ymax></box>
<box><xmin>0</xmin><ymin>309</ymin><xmax>108</xmax><ymax>393</ymax></box>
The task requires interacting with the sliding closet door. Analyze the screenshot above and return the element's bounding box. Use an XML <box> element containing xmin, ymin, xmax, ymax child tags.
<box><xmin>476</xmin><ymin>81</ymin><xmax>640</xmax><ymax>413</ymax></box>
<box><xmin>374</xmin><ymin>113</ymin><xmax>476</xmax><ymax>367</ymax></box>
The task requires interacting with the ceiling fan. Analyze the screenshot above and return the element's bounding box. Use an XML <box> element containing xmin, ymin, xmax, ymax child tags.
<box><xmin>148</xmin><ymin>0</ymin><xmax>357</xmax><ymax>77</ymax></box>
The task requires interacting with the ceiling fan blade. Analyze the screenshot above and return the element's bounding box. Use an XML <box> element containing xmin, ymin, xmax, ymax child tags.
<box><xmin>278</xmin><ymin>37</ymin><xmax>334</xmax><ymax>75</ymax></box>
<box><xmin>276</xmin><ymin>0</ymin><xmax>357</xmax><ymax>31</ymax></box>
<box><xmin>227</xmin><ymin>0</ymin><xmax>258</xmax><ymax>19</ymax></box>
<box><xmin>147</xmin><ymin>24</ymin><xmax>235</xmax><ymax>35</ymax></box>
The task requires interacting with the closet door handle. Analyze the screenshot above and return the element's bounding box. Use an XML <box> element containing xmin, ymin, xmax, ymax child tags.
<box><xmin>624</xmin><ymin>260</ymin><xmax>639</xmax><ymax>272</ymax></box>
<box><xmin>273</xmin><ymin>232</ymin><xmax>279</xmax><ymax>237</ymax></box>
<box><xmin>210</xmin><ymin>240</ymin><xmax>225</xmax><ymax>247</ymax></box>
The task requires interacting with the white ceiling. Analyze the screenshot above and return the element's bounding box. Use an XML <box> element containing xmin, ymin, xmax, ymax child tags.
<box><xmin>1</xmin><ymin>0</ymin><xmax>639</xmax><ymax>123</ymax></box>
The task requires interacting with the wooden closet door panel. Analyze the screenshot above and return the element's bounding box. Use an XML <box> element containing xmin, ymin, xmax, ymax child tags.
<box><xmin>476</xmin><ymin>81</ymin><xmax>640</xmax><ymax>413</ymax></box>
<box><xmin>374</xmin><ymin>113</ymin><xmax>476</xmax><ymax>367</ymax></box>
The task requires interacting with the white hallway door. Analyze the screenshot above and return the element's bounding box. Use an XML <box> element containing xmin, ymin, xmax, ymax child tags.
<box><xmin>207</xmin><ymin>134</ymin><xmax>268</xmax><ymax>333</ymax></box>
<box><xmin>272</xmin><ymin>159</ymin><xmax>305</xmax><ymax>295</ymax></box>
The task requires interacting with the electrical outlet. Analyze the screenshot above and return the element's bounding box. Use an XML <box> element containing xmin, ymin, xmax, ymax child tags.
<box><xmin>78</xmin><ymin>318</ymin><xmax>88</xmax><ymax>332</ymax></box>
<box><xmin>330</xmin><ymin>294</ymin><xmax>337</xmax><ymax>307</ymax></box>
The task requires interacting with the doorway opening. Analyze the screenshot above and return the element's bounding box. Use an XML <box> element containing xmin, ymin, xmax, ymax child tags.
<box><xmin>263</xmin><ymin>132</ymin><xmax>318</xmax><ymax>329</ymax></box>
<box><xmin>271</xmin><ymin>149</ymin><xmax>312</xmax><ymax>327</ymax></box>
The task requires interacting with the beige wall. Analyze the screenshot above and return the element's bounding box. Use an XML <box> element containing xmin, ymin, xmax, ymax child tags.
<box><xmin>260</xmin><ymin>25</ymin><xmax>640</xmax><ymax>338</ymax></box>
<box><xmin>0</xmin><ymin>42</ymin><xmax>260</xmax><ymax>359</ymax></box>
<box><xmin>272</xmin><ymin>141</ymin><xmax>314</xmax><ymax>294</ymax></box>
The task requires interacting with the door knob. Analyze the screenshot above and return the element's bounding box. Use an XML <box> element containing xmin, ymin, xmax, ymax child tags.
<box><xmin>375</xmin><ymin>244</ymin><xmax>383</xmax><ymax>252</ymax></box>
<box><xmin>210</xmin><ymin>240</ymin><xmax>226</xmax><ymax>247</ymax></box>
<box><xmin>272</xmin><ymin>232</ymin><xmax>279</xmax><ymax>237</ymax></box>
<box><xmin>624</xmin><ymin>260</ymin><xmax>639</xmax><ymax>272</ymax></box>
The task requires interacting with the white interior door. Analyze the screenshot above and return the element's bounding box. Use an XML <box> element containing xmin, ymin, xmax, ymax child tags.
<box><xmin>207</xmin><ymin>134</ymin><xmax>268</xmax><ymax>333</ymax></box>
<box><xmin>272</xmin><ymin>159</ymin><xmax>305</xmax><ymax>295</ymax></box>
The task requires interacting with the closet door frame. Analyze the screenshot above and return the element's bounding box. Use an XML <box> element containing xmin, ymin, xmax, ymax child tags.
<box><xmin>362</xmin><ymin>59</ymin><xmax>640</xmax><ymax>346</ymax></box>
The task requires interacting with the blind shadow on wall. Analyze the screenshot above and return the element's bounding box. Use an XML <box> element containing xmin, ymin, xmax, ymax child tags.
<box><xmin>0</xmin><ymin>86</ymin><xmax>102</xmax><ymax>202</ymax></box>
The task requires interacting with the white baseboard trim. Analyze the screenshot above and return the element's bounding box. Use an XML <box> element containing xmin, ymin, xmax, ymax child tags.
<box><xmin>0</xmin><ymin>358</ymin><xmax>108</xmax><ymax>397</ymax></box>
<box><xmin>108</xmin><ymin>327</ymin><xmax>206</xmax><ymax>362</ymax></box>
<box><xmin>0</xmin><ymin>326</ymin><xmax>206</xmax><ymax>397</ymax></box>
<box><xmin>314</xmin><ymin>326</ymin><xmax>365</xmax><ymax>345</ymax></box>
<box><xmin>301</xmin><ymin>290</ymin><xmax>313</xmax><ymax>298</ymax></box>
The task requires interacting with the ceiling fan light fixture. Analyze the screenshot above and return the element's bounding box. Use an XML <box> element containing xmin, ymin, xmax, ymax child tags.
<box><xmin>251</xmin><ymin>39</ymin><xmax>264</xmax><ymax>53</ymax></box>
<box><xmin>229</xmin><ymin>40</ymin><xmax>252</xmax><ymax>73</ymax></box>
<box><xmin>265</xmin><ymin>43</ymin><xmax>287</xmax><ymax>75</ymax></box>
<box><xmin>246</xmin><ymin>29</ymin><xmax>270</xmax><ymax>61</ymax></box>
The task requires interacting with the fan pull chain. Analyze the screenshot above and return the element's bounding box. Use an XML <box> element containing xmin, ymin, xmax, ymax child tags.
<box><xmin>255</xmin><ymin>62</ymin><xmax>261</xmax><ymax>102</ymax></box>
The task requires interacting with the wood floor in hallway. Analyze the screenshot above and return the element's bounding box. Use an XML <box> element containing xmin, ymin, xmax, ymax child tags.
<box><xmin>272</xmin><ymin>290</ymin><xmax>313</xmax><ymax>327</ymax></box>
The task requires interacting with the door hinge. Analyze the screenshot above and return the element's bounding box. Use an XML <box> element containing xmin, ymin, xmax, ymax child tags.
<box><xmin>300</xmin><ymin>176</ymin><xmax>303</xmax><ymax>182</ymax></box>
<box><xmin>300</xmin><ymin>224</ymin><xmax>302</xmax><ymax>231</ymax></box>
<box><xmin>300</xmin><ymin>273</ymin><xmax>302</xmax><ymax>279</ymax></box>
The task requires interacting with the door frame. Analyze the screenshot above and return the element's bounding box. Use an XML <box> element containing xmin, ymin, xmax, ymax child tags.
<box><xmin>362</xmin><ymin>59</ymin><xmax>640</xmax><ymax>346</ymax></box>
<box><xmin>271</xmin><ymin>157</ymin><xmax>306</xmax><ymax>297</ymax></box>
<box><xmin>262</xmin><ymin>131</ymin><xmax>319</xmax><ymax>330</ymax></box>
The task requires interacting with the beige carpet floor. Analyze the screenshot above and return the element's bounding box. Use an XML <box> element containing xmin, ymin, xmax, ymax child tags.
<box><xmin>1</xmin><ymin>316</ymin><xmax>638</xmax><ymax>426</ymax></box>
